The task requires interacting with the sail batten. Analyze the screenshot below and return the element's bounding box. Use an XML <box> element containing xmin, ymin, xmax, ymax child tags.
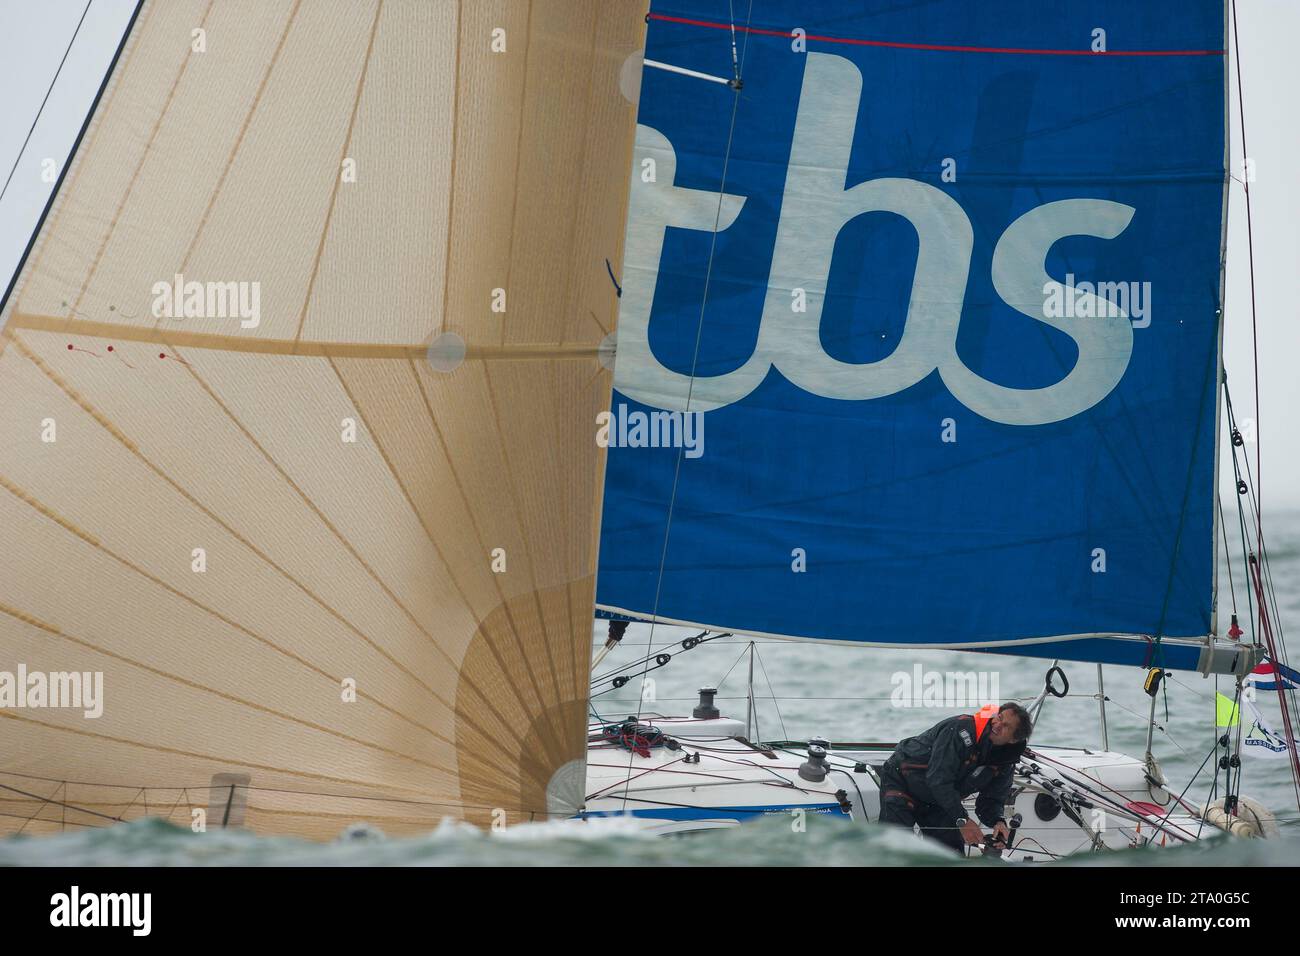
<box><xmin>5</xmin><ymin>312</ymin><xmax>609</xmax><ymax>360</ymax></box>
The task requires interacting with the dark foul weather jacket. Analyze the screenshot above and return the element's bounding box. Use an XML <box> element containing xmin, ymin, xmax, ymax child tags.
<box><xmin>882</xmin><ymin>711</ymin><xmax>1027</xmax><ymax>827</ymax></box>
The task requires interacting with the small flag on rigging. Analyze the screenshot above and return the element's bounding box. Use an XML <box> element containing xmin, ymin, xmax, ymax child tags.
<box><xmin>1215</xmin><ymin>692</ymin><xmax>1240</xmax><ymax>728</ymax></box>
<box><xmin>1245</xmin><ymin>660</ymin><xmax>1300</xmax><ymax>692</ymax></box>
<box><xmin>1242</xmin><ymin>700</ymin><xmax>1299</xmax><ymax>760</ymax></box>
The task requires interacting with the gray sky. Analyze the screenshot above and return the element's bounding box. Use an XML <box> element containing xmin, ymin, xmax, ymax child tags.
<box><xmin>2</xmin><ymin>0</ymin><xmax>1296</xmax><ymax>514</ymax></box>
<box><xmin>1220</xmin><ymin>1</ymin><xmax>1299</xmax><ymax>514</ymax></box>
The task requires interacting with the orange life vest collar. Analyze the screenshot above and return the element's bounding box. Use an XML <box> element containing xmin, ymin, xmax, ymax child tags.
<box><xmin>973</xmin><ymin>703</ymin><xmax>999</xmax><ymax>742</ymax></box>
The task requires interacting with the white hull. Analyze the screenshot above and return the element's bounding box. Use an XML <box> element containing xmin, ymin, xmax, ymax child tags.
<box><xmin>581</xmin><ymin>714</ymin><xmax>1246</xmax><ymax>859</ymax></box>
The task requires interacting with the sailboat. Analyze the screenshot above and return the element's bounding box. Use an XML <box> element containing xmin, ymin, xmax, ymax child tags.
<box><xmin>0</xmin><ymin>0</ymin><xmax>1292</xmax><ymax>862</ymax></box>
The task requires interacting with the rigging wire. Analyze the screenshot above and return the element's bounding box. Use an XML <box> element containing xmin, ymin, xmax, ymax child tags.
<box><xmin>0</xmin><ymin>0</ymin><xmax>93</xmax><ymax>211</ymax></box>
<box><xmin>598</xmin><ymin>692</ymin><xmax>1069</xmax><ymax>704</ymax></box>
<box><xmin>1230</xmin><ymin>0</ymin><xmax>1263</xmax><ymax>564</ymax></box>
<box><xmin>715</xmin><ymin>640</ymin><xmax>755</xmax><ymax>690</ymax></box>
<box><xmin>1096</xmin><ymin>696</ymin><xmax>1189</xmax><ymax>755</ymax></box>
<box><xmin>623</xmin><ymin>0</ymin><xmax>756</xmax><ymax>817</ymax></box>
<box><xmin>1235</xmin><ymin>440</ymin><xmax>1291</xmax><ymax>661</ymax></box>
<box><xmin>1151</xmin><ymin>739</ymin><xmax>1219</xmax><ymax>838</ymax></box>
<box><xmin>753</xmin><ymin>643</ymin><xmax>789</xmax><ymax>742</ymax></box>
<box><xmin>1223</xmin><ymin>386</ymin><xmax>1259</xmax><ymax>645</ymax></box>
<box><xmin>1226</xmin><ymin>1</ymin><xmax>1299</xmax><ymax>808</ymax></box>
<box><xmin>1217</xmin><ymin>495</ymin><xmax>1236</xmax><ymax>616</ymax></box>
<box><xmin>1224</xmin><ymin>382</ymin><xmax>1300</xmax><ymax>806</ymax></box>
<box><xmin>590</xmin><ymin>631</ymin><xmax>732</xmax><ymax>699</ymax></box>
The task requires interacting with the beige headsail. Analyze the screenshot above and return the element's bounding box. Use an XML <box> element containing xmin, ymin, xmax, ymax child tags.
<box><xmin>0</xmin><ymin>0</ymin><xmax>644</xmax><ymax>839</ymax></box>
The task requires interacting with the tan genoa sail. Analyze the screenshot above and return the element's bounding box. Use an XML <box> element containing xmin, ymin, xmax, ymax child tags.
<box><xmin>0</xmin><ymin>0</ymin><xmax>644</xmax><ymax>838</ymax></box>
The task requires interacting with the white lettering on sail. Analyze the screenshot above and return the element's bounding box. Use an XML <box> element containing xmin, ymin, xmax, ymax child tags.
<box><xmin>615</xmin><ymin>52</ymin><xmax>1137</xmax><ymax>425</ymax></box>
<box><xmin>616</xmin><ymin>126</ymin><xmax>752</xmax><ymax>411</ymax></box>
<box><xmin>944</xmin><ymin>198</ymin><xmax>1134</xmax><ymax>425</ymax></box>
<box><xmin>758</xmin><ymin>53</ymin><xmax>971</xmax><ymax>405</ymax></box>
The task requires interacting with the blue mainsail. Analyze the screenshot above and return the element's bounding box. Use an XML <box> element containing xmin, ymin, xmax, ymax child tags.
<box><xmin>597</xmin><ymin>1</ymin><xmax>1239</xmax><ymax>672</ymax></box>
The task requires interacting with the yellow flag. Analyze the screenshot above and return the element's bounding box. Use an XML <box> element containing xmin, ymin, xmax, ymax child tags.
<box><xmin>1216</xmin><ymin>693</ymin><xmax>1240</xmax><ymax>727</ymax></box>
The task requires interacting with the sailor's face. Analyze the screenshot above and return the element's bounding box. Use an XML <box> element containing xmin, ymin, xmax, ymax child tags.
<box><xmin>988</xmin><ymin>711</ymin><xmax>1020</xmax><ymax>746</ymax></box>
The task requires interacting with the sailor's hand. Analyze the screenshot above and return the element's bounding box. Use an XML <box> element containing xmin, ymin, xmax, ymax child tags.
<box><xmin>992</xmin><ymin>820</ymin><xmax>1011</xmax><ymax>845</ymax></box>
<box><xmin>960</xmin><ymin>819</ymin><xmax>984</xmax><ymax>845</ymax></box>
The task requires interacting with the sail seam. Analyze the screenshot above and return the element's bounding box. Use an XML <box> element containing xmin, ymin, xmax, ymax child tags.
<box><xmin>0</xmin><ymin>600</ymin><xmax>464</xmax><ymax>776</ymax></box>
<box><xmin>405</xmin><ymin>356</ymin><xmax>574</xmax><ymax>757</ymax></box>
<box><xmin>151</xmin><ymin>339</ymin><xmax>531</xmax><ymax>766</ymax></box>
<box><xmin>325</xmin><ymin>354</ymin><xmax>562</xmax><ymax>758</ymax></box>
<box><xmin>0</xmin><ymin>710</ymin><xmax>465</xmax><ymax>796</ymax></box>
<box><xmin>500</xmin><ymin>0</ymin><xmax>536</xmax><ymax>348</ymax></box>
<box><xmin>481</xmin><ymin>359</ymin><xmax>575</xmax><ymax>755</ymax></box>
<box><xmin>551</xmin><ymin>10</ymin><xmax>604</xmax><ymax>697</ymax></box>
<box><xmin>68</xmin><ymin>0</ymin><xmax>219</xmax><ymax>322</ymax></box>
<box><xmin>0</xmin><ymin>770</ymin><xmax>556</xmax><ymax>819</ymax></box>
<box><xmin>0</xmin><ymin>471</ymin><xmax>467</xmax><ymax>749</ymax></box>
<box><xmin>435</xmin><ymin>0</ymin><xmax>462</xmax><ymax>336</ymax></box>
<box><xmin>171</xmin><ymin>0</ymin><xmax>303</xmax><ymax>295</ymax></box>
<box><xmin>292</xmin><ymin>0</ymin><xmax>384</xmax><ymax>348</ymax></box>
<box><xmin>9</xmin><ymin>333</ymin><xmax>478</xmax><ymax>736</ymax></box>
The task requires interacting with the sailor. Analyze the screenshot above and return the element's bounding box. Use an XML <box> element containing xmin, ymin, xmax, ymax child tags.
<box><xmin>877</xmin><ymin>702</ymin><xmax>1032</xmax><ymax>854</ymax></box>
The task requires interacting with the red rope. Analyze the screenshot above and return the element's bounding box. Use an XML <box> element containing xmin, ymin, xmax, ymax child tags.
<box><xmin>585</xmin><ymin>756</ymin><xmax>686</xmax><ymax>802</ymax></box>
<box><xmin>1248</xmin><ymin>558</ymin><xmax>1300</xmax><ymax>804</ymax></box>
